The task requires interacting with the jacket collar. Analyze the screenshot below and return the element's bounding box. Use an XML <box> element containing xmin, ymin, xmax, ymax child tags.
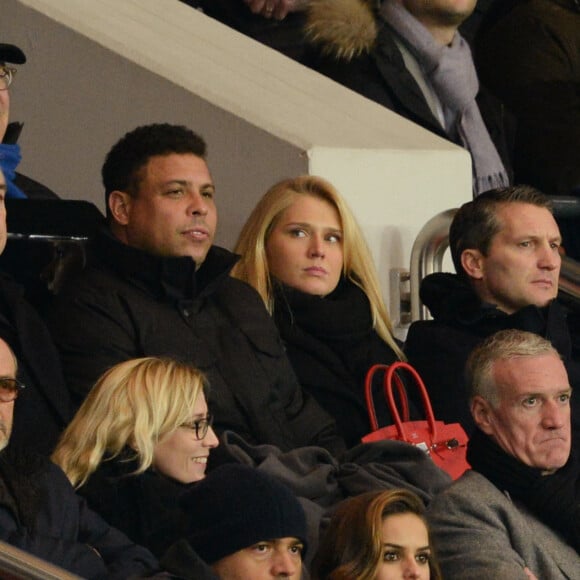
<box><xmin>305</xmin><ymin>0</ymin><xmax>379</xmax><ymax>60</ymax></box>
<box><xmin>93</xmin><ymin>229</ymin><xmax>239</xmax><ymax>302</ymax></box>
<box><xmin>304</xmin><ymin>0</ymin><xmax>448</xmax><ymax>136</ymax></box>
<box><xmin>419</xmin><ymin>272</ymin><xmax>572</xmax><ymax>356</ymax></box>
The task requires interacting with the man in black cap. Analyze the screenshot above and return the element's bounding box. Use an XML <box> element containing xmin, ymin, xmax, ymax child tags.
<box><xmin>162</xmin><ymin>463</ymin><xmax>307</xmax><ymax>580</ymax></box>
<box><xmin>0</xmin><ymin>41</ymin><xmax>58</xmax><ymax>199</ymax></box>
<box><xmin>0</xmin><ymin>43</ymin><xmax>25</xmax><ymax>139</ymax></box>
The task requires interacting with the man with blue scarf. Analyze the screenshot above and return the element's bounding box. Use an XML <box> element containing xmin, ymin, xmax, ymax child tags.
<box><xmin>0</xmin><ymin>43</ymin><xmax>26</xmax><ymax>199</ymax></box>
<box><xmin>0</xmin><ymin>45</ymin><xmax>73</xmax><ymax>452</ymax></box>
<box><xmin>0</xmin><ymin>42</ymin><xmax>57</xmax><ymax>199</ymax></box>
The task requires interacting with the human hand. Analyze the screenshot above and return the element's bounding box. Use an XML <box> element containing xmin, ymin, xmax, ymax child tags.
<box><xmin>524</xmin><ymin>567</ymin><xmax>538</xmax><ymax>580</ymax></box>
<box><xmin>243</xmin><ymin>0</ymin><xmax>310</xmax><ymax>20</ymax></box>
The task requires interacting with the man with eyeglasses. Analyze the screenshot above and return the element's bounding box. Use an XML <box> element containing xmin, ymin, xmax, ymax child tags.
<box><xmin>0</xmin><ymin>167</ymin><xmax>71</xmax><ymax>454</ymax></box>
<box><xmin>0</xmin><ymin>340</ymin><xmax>23</xmax><ymax>453</ymax></box>
<box><xmin>0</xmin><ymin>334</ymin><xmax>161</xmax><ymax>577</ymax></box>
<box><xmin>0</xmin><ymin>42</ymin><xmax>58</xmax><ymax>199</ymax></box>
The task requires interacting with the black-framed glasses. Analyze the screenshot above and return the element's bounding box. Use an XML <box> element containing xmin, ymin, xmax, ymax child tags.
<box><xmin>180</xmin><ymin>414</ymin><xmax>214</xmax><ymax>440</ymax></box>
<box><xmin>0</xmin><ymin>66</ymin><xmax>17</xmax><ymax>91</ymax></box>
<box><xmin>0</xmin><ymin>377</ymin><xmax>25</xmax><ymax>402</ymax></box>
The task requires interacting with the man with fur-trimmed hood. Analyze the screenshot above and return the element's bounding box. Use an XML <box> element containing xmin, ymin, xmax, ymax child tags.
<box><xmin>303</xmin><ymin>0</ymin><xmax>512</xmax><ymax>195</ymax></box>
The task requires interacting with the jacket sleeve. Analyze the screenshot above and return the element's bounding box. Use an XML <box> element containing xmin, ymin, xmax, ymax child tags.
<box><xmin>0</xmin><ymin>507</ymin><xmax>110</xmax><ymax>577</ymax></box>
<box><xmin>427</xmin><ymin>477</ymin><xmax>537</xmax><ymax>580</ymax></box>
<box><xmin>56</xmin><ymin>463</ymin><xmax>160</xmax><ymax>579</ymax></box>
<box><xmin>48</xmin><ymin>279</ymin><xmax>141</xmax><ymax>406</ymax></box>
<box><xmin>270</xmin><ymin>349</ymin><xmax>347</xmax><ymax>456</ymax></box>
<box><xmin>404</xmin><ymin>321</ymin><xmax>478</xmax><ymax>434</ymax></box>
<box><xmin>74</xmin><ymin>494</ymin><xmax>160</xmax><ymax>579</ymax></box>
<box><xmin>0</xmin><ymin>463</ymin><xmax>159</xmax><ymax>579</ymax></box>
<box><xmin>216</xmin><ymin>280</ymin><xmax>347</xmax><ymax>456</ymax></box>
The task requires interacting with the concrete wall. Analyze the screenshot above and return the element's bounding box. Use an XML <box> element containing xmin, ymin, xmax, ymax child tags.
<box><xmin>4</xmin><ymin>0</ymin><xmax>471</xmax><ymax>327</ymax></box>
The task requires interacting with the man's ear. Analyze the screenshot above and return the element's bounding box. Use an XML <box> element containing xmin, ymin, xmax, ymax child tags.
<box><xmin>461</xmin><ymin>249</ymin><xmax>485</xmax><ymax>280</ymax></box>
<box><xmin>108</xmin><ymin>191</ymin><xmax>131</xmax><ymax>226</ymax></box>
<box><xmin>471</xmin><ymin>395</ymin><xmax>495</xmax><ymax>435</ymax></box>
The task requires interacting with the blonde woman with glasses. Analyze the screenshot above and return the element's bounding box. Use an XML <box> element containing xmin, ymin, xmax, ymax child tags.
<box><xmin>52</xmin><ymin>356</ymin><xmax>219</xmax><ymax>558</ymax></box>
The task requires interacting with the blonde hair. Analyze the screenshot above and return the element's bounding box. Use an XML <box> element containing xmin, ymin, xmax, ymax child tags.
<box><xmin>232</xmin><ymin>175</ymin><xmax>403</xmax><ymax>359</ymax></box>
<box><xmin>52</xmin><ymin>357</ymin><xmax>208</xmax><ymax>488</ymax></box>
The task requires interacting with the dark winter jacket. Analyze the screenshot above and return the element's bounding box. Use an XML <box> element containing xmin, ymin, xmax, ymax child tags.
<box><xmin>79</xmin><ymin>451</ymin><xmax>190</xmax><ymax>559</ymax></box>
<box><xmin>0</xmin><ymin>445</ymin><xmax>159</xmax><ymax>578</ymax></box>
<box><xmin>302</xmin><ymin>0</ymin><xmax>513</xmax><ymax>180</ymax></box>
<box><xmin>0</xmin><ymin>272</ymin><xmax>72</xmax><ymax>455</ymax></box>
<box><xmin>49</xmin><ymin>230</ymin><xmax>344</xmax><ymax>455</ymax></box>
<box><xmin>273</xmin><ymin>280</ymin><xmax>405</xmax><ymax>447</ymax></box>
<box><xmin>404</xmin><ymin>273</ymin><xmax>580</xmax><ymax>435</ymax></box>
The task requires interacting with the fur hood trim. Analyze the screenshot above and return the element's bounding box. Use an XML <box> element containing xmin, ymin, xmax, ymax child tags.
<box><xmin>305</xmin><ymin>0</ymin><xmax>379</xmax><ymax>61</ymax></box>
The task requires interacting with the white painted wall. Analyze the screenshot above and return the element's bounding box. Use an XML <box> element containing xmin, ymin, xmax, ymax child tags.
<box><xmin>4</xmin><ymin>0</ymin><xmax>471</xmax><ymax>327</ymax></box>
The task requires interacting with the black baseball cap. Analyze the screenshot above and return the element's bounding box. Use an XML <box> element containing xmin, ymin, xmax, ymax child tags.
<box><xmin>0</xmin><ymin>44</ymin><xmax>26</xmax><ymax>65</ymax></box>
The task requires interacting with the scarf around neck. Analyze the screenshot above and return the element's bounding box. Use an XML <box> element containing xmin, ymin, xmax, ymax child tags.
<box><xmin>379</xmin><ymin>0</ymin><xmax>509</xmax><ymax>195</ymax></box>
<box><xmin>468</xmin><ymin>428</ymin><xmax>580</xmax><ymax>551</ymax></box>
<box><xmin>273</xmin><ymin>278</ymin><xmax>374</xmax><ymax>340</ymax></box>
<box><xmin>0</xmin><ymin>143</ymin><xmax>26</xmax><ymax>199</ymax></box>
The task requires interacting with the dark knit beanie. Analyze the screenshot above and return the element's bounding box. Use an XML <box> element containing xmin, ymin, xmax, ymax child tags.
<box><xmin>180</xmin><ymin>463</ymin><xmax>308</xmax><ymax>564</ymax></box>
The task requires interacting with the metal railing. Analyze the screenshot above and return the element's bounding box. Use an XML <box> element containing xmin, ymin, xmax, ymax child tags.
<box><xmin>0</xmin><ymin>540</ymin><xmax>82</xmax><ymax>579</ymax></box>
<box><xmin>409</xmin><ymin>209</ymin><xmax>456</xmax><ymax>321</ymax></box>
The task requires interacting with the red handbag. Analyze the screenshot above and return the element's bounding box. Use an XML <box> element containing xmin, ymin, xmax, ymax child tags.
<box><xmin>362</xmin><ymin>362</ymin><xmax>470</xmax><ymax>480</ymax></box>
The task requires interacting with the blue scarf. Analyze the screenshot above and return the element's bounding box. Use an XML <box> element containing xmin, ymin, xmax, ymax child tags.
<box><xmin>0</xmin><ymin>143</ymin><xmax>27</xmax><ymax>199</ymax></box>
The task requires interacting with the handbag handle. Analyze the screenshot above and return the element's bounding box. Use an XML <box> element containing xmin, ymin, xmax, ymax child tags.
<box><xmin>364</xmin><ymin>363</ymin><xmax>410</xmax><ymax>431</ymax></box>
<box><xmin>385</xmin><ymin>362</ymin><xmax>438</xmax><ymax>443</ymax></box>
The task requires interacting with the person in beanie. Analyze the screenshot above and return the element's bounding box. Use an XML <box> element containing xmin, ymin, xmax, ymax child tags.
<box><xmin>163</xmin><ymin>463</ymin><xmax>307</xmax><ymax>579</ymax></box>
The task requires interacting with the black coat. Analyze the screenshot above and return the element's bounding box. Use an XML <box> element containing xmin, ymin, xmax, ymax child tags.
<box><xmin>0</xmin><ymin>445</ymin><xmax>158</xmax><ymax>578</ymax></box>
<box><xmin>0</xmin><ymin>273</ymin><xmax>72</xmax><ymax>455</ymax></box>
<box><xmin>273</xmin><ymin>281</ymin><xmax>405</xmax><ymax>448</ymax></box>
<box><xmin>404</xmin><ymin>273</ymin><xmax>580</xmax><ymax>437</ymax></box>
<box><xmin>48</xmin><ymin>231</ymin><xmax>344</xmax><ymax>456</ymax></box>
<box><xmin>80</xmin><ymin>451</ymin><xmax>191</xmax><ymax>559</ymax></box>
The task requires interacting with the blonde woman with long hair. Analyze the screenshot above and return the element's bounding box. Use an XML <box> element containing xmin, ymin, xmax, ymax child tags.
<box><xmin>233</xmin><ymin>175</ymin><xmax>409</xmax><ymax>447</ymax></box>
<box><xmin>52</xmin><ymin>356</ymin><xmax>218</xmax><ymax>557</ymax></box>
